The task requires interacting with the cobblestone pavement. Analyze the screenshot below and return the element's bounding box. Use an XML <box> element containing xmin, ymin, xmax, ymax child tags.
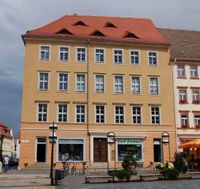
<box><xmin>58</xmin><ymin>175</ymin><xmax>200</xmax><ymax>189</ymax></box>
<box><xmin>0</xmin><ymin>173</ymin><xmax>56</xmax><ymax>189</ymax></box>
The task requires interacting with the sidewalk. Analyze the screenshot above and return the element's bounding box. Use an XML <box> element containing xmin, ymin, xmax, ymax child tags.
<box><xmin>0</xmin><ymin>173</ymin><xmax>56</xmax><ymax>189</ymax></box>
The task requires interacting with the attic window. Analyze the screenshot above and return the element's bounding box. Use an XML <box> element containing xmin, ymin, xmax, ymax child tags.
<box><xmin>56</xmin><ymin>29</ymin><xmax>73</xmax><ymax>35</ymax></box>
<box><xmin>91</xmin><ymin>30</ymin><xmax>105</xmax><ymax>37</ymax></box>
<box><xmin>123</xmin><ymin>31</ymin><xmax>139</xmax><ymax>39</ymax></box>
<box><xmin>73</xmin><ymin>21</ymin><xmax>87</xmax><ymax>26</ymax></box>
<box><xmin>105</xmin><ymin>22</ymin><xmax>117</xmax><ymax>28</ymax></box>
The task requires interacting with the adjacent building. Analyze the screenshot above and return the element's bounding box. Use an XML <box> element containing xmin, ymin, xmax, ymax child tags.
<box><xmin>160</xmin><ymin>29</ymin><xmax>200</xmax><ymax>153</ymax></box>
<box><xmin>0</xmin><ymin>122</ymin><xmax>14</xmax><ymax>157</ymax></box>
<box><xmin>19</xmin><ymin>15</ymin><xmax>176</xmax><ymax>169</ymax></box>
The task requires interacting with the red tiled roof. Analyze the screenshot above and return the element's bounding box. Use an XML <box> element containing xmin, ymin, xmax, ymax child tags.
<box><xmin>24</xmin><ymin>15</ymin><xmax>166</xmax><ymax>45</ymax></box>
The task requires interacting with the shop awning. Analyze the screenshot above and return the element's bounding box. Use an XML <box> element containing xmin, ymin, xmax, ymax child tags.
<box><xmin>178</xmin><ymin>139</ymin><xmax>200</xmax><ymax>148</ymax></box>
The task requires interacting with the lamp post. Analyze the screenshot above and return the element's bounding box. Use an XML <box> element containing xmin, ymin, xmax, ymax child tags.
<box><xmin>49</xmin><ymin>122</ymin><xmax>58</xmax><ymax>185</ymax></box>
<box><xmin>107</xmin><ymin>131</ymin><xmax>116</xmax><ymax>174</ymax></box>
<box><xmin>161</xmin><ymin>131</ymin><xmax>170</xmax><ymax>163</ymax></box>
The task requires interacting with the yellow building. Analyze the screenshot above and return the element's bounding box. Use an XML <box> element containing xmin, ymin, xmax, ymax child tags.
<box><xmin>20</xmin><ymin>15</ymin><xmax>176</xmax><ymax>169</ymax></box>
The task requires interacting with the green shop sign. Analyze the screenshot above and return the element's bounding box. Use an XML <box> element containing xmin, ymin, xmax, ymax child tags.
<box><xmin>117</xmin><ymin>138</ymin><xmax>143</xmax><ymax>144</ymax></box>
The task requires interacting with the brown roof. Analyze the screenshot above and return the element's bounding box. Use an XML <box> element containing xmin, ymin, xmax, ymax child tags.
<box><xmin>24</xmin><ymin>15</ymin><xmax>166</xmax><ymax>45</ymax></box>
<box><xmin>159</xmin><ymin>28</ymin><xmax>200</xmax><ymax>60</ymax></box>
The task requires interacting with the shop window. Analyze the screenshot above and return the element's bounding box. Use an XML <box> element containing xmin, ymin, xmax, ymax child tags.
<box><xmin>58</xmin><ymin>139</ymin><xmax>84</xmax><ymax>161</ymax></box>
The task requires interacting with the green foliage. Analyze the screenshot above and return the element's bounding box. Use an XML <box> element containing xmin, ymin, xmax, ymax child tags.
<box><xmin>122</xmin><ymin>153</ymin><xmax>137</xmax><ymax>172</ymax></box>
<box><xmin>174</xmin><ymin>152</ymin><xmax>188</xmax><ymax>173</ymax></box>
<box><xmin>161</xmin><ymin>168</ymin><xmax>179</xmax><ymax>180</ymax></box>
<box><xmin>111</xmin><ymin>169</ymin><xmax>131</xmax><ymax>181</ymax></box>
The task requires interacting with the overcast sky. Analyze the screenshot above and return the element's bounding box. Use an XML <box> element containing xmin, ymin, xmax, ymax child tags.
<box><xmin>0</xmin><ymin>0</ymin><xmax>200</xmax><ymax>137</ymax></box>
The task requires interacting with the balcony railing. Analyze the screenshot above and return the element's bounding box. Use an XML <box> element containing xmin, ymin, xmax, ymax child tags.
<box><xmin>192</xmin><ymin>100</ymin><xmax>200</xmax><ymax>104</ymax></box>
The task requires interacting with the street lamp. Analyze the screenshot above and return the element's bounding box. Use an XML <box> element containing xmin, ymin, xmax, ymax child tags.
<box><xmin>161</xmin><ymin>131</ymin><xmax>170</xmax><ymax>163</ymax></box>
<box><xmin>49</xmin><ymin>121</ymin><xmax>58</xmax><ymax>185</ymax></box>
<box><xmin>107</xmin><ymin>131</ymin><xmax>116</xmax><ymax>174</ymax></box>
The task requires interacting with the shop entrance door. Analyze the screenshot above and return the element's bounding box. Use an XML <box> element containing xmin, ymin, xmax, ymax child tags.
<box><xmin>153</xmin><ymin>139</ymin><xmax>162</xmax><ymax>162</ymax></box>
<box><xmin>36</xmin><ymin>137</ymin><xmax>46</xmax><ymax>162</ymax></box>
<box><xmin>94</xmin><ymin>138</ymin><xmax>107</xmax><ymax>162</ymax></box>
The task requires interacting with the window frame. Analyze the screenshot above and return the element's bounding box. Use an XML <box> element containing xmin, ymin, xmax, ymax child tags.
<box><xmin>149</xmin><ymin>77</ymin><xmax>159</xmax><ymax>95</ymax></box>
<box><xmin>148</xmin><ymin>51</ymin><xmax>158</xmax><ymax>66</ymax></box>
<box><xmin>190</xmin><ymin>65</ymin><xmax>198</xmax><ymax>78</ymax></box>
<box><xmin>95</xmin><ymin>74</ymin><xmax>105</xmax><ymax>93</ymax></box>
<box><xmin>75</xmin><ymin>104</ymin><xmax>86</xmax><ymax>123</ymax></box>
<box><xmin>38</xmin><ymin>72</ymin><xmax>49</xmax><ymax>91</ymax></box>
<box><xmin>39</xmin><ymin>45</ymin><xmax>51</xmax><ymax>61</ymax></box>
<box><xmin>76</xmin><ymin>47</ymin><xmax>87</xmax><ymax>62</ymax></box>
<box><xmin>57</xmin><ymin>104</ymin><xmax>68</xmax><ymax>123</ymax></box>
<box><xmin>151</xmin><ymin>106</ymin><xmax>160</xmax><ymax>125</ymax></box>
<box><xmin>177</xmin><ymin>65</ymin><xmax>185</xmax><ymax>78</ymax></box>
<box><xmin>76</xmin><ymin>74</ymin><xmax>86</xmax><ymax>92</ymax></box>
<box><xmin>95</xmin><ymin>105</ymin><xmax>105</xmax><ymax>124</ymax></box>
<box><xmin>130</xmin><ymin>50</ymin><xmax>140</xmax><ymax>65</ymax></box>
<box><xmin>131</xmin><ymin>76</ymin><xmax>141</xmax><ymax>94</ymax></box>
<box><xmin>58</xmin><ymin>46</ymin><xmax>69</xmax><ymax>62</ymax></box>
<box><xmin>37</xmin><ymin>103</ymin><xmax>48</xmax><ymax>122</ymax></box>
<box><xmin>95</xmin><ymin>48</ymin><xmax>105</xmax><ymax>63</ymax></box>
<box><xmin>115</xmin><ymin>106</ymin><xmax>125</xmax><ymax>124</ymax></box>
<box><xmin>114</xmin><ymin>75</ymin><xmax>124</xmax><ymax>93</ymax></box>
<box><xmin>113</xmin><ymin>49</ymin><xmax>123</xmax><ymax>64</ymax></box>
<box><xmin>58</xmin><ymin>73</ymin><xmax>69</xmax><ymax>91</ymax></box>
<box><xmin>132</xmin><ymin>106</ymin><xmax>142</xmax><ymax>124</ymax></box>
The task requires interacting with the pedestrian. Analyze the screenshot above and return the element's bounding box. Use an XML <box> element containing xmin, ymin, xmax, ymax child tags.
<box><xmin>0</xmin><ymin>159</ymin><xmax>2</xmax><ymax>174</ymax></box>
<box><xmin>3</xmin><ymin>155</ymin><xmax>9</xmax><ymax>172</ymax></box>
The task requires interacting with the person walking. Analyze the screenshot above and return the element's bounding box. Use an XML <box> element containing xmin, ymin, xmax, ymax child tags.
<box><xmin>0</xmin><ymin>158</ymin><xmax>2</xmax><ymax>174</ymax></box>
<box><xmin>3</xmin><ymin>155</ymin><xmax>9</xmax><ymax>172</ymax></box>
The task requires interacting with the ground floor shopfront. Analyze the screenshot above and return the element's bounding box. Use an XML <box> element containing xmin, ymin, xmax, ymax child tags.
<box><xmin>19</xmin><ymin>125</ymin><xmax>176</xmax><ymax>169</ymax></box>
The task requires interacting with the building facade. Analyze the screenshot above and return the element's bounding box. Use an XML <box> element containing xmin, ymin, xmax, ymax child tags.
<box><xmin>0</xmin><ymin>122</ymin><xmax>14</xmax><ymax>157</ymax></box>
<box><xmin>19</xmin><ymin>15</ymin><xmax>176</xmax><ymax>169</ymax></box>
<box><xmin>160</xmin><ymin>29</ymin><xmax>200</xmax><ymax>153</ymax></box>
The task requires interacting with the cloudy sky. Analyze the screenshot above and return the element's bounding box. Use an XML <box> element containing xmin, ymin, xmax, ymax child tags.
<box><xmin>0</xmin><ymin>0</ymin><xmax>200</xmax><ymax>137</ymax></box>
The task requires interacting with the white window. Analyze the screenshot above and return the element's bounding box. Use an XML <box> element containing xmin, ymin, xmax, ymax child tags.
<box><xmin>58</xmin><ymin>73</ymin><xmax>68</xmax><ymax>91</ymax></box>
<box><xmin>131</xmin><ymin>76</ymin><xmax>140</xmax><ymax>94</ymax></box>
<box><xmin>177</xmin><ymin>65</ymin><xmax>185</xmax><ymax>77</ymax></box>
<box><xmin>114</xmin><ymin>49</ymin><xmax>123</xmax><ymax>64</ymax></box>
<box><xmin>115</xmin><ymin>106</ymin><xmax>124</xmax><ymax>124</ymax></box>
<box><xmin>76</xmin><ymin>74</ymin><xmax>86</xmax><ymax>92</ymax></box>
<box><xmin>95</xmin><ymin>75</ymin><xmax>104</xmax><ymax>93</ymax></box>
<box><xmin>150</xmin><ymin>77</ymin><xmax>159</xmax><ymax>95</ymax></box>
<box><xmin>114</xmin><ymin>76</ymin><xmax>123</xmax><ymax>93</ymax></box>
<box><xmin>151</xmin><ymin>107</ymin><xmax>160</xmax><ymax>124</ymax></box>
<box><xmin>39</xmin><ymin>72</ymin><xmax>49</xmax><ymax>90</ymax></box>
<box><xmin>192</xmin><ymin>90</ymin><xmax>200</xmax><ymax>102</ymax></box>
<box><xmin>132</xmin><ymin>107</ymin><xmax>141</xmax><ymax>124</ymax></box>
<box><xmin>194</xmin><ymin>115</ymin><xmax>200</xmax><ymax>126</ymax></box>
<box><xmin>190</xmin><ymin>65</ymin><xmax>198</xmax><ymax>78</ymax></box>
<box><xmin>76</xmin><ymin>105</ymin><xmax>85</xmax><ymax>123</ymax></box>
<box><xmin>77</xmin><ymin>48</ymin><xmax>86</xmax><ymax>62</ymax></box>
<box><xmin>148</xmin><ymin>52</ymin><xmax>157</xmax><ymax>65</ymax></box>
<box><xmin>40</xmin><ymin>46</ymin><xmax>50</xmax><ymax>60</ymax></box>
<box><xmin>179</xmin><ymin>89</ymin><xmax>187</xmax><ymax>103</ymax></box>
<box><xmin>180</xmin><ymin>114</ymin><xmax>188</xmax><ymax>126</ymax></box>
<box><xmin>130</xmin><ymin>51</ymin><xmax>139</xmax><ymax>64</ymax></box>
<box><xmin>38</xmin><ymin>104</ymin><xmax>48</xmax><ymax>122</ymax></box>
<box><xmin>95</xmin><ymin>106</ymin><xmax>105</xmax><ymax>123</ymax></box>
<box><xmin>58</xmin><ymin>104</ymin><xmax>67</xmax><ymax>122</ymax></box>
<box><xmin>95</xmin><ymin>49</ymin><xmax>104</xmax><ymax>63</ymax></box>
<box><xmin>59</xmin><ymin>47</ymin><xmax>69</xmax><ymax>61</ymax></box>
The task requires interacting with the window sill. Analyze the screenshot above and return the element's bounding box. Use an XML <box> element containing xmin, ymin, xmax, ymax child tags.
<box><xmin>177</xmin><ymin>76</ymin><xmax>186</xmax><ymax>79</ymax></box>
<box><xmin>190</xmin><ymin>77</ymin><xmax>199</xmax><ymax>80</ymax></box>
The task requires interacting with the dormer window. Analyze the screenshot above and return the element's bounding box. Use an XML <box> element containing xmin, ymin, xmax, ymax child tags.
<box><xmin>73</xmin><ymin>21</ymin><xmax>87</xmax><ymax>26</ymax></box>
<box><xmin>123</xmin><ymin>31</ymin><xmax>139</xmax><ymax>39</ymax></box>
<box><xmin>90</xmin><ymin>30</ymin><xmax>105</xmax><ymax>37</ymax></box>
<box><xmin>55</xmin><ymin>29</ymin><xmax>73</xmax><ymax>35</ymax></box>
<box><xmin>104</xmin><ymin>22</ymin><xmax>117</xmax><ymax>28</ymax></box>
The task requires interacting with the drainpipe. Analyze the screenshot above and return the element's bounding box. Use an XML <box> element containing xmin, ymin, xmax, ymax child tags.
<box><xmin>171</xmin><ymin>58</ymin><xmax>178</xmax><ymax>153</ymax></box>
<box><xmin>86</xmin><ymin>39</ymin><xmax>91</xmax><ymax>164</ymax></box>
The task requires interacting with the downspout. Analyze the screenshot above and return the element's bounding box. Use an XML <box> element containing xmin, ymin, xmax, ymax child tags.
<box><xmin>86</xmin><ymin>39</ymin><xmax>91</xmax><ymax>164</ymax></box>
<box><xmin>171</xmin><ymin>58</ymin><xmax>178</xmax><ymax>153</ymax></box>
